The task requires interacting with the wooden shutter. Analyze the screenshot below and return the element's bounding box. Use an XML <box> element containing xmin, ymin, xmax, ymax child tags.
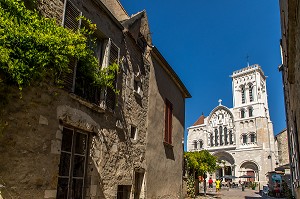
<box><xmin>165</xmin><ymin>99</ymin><xmax>173</xmax><ymax>144</ymax></box>
<box><xmin>62</xmin><ymin>0</ymin><xmax>82</xmax><ymax>92</ymax></box>
<box><xmin>102</xmin><ymin>39</ymin><xmax>120</xmax><ymax>111</ymax></box>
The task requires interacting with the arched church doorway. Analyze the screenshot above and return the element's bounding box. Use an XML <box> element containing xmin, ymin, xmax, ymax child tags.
<box><xmin>239</xmin><ymin>161</ymin><xmax>259</xmax><ymax>182</ymax></box>
<box><xmin>213</xmin><ymin>151</ymin><xmax>235</xmax><ymax>179</ymax></box>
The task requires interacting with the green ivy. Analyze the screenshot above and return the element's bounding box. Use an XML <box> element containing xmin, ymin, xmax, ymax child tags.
<box><xmin>0</xmin><ymin>0</ymin><xmax>118</xmax><ymax>91</ymax></box>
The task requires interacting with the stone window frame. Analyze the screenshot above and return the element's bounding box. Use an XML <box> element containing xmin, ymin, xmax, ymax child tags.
<box><xmin>57</xmin><ymin>126</ymin><xmax>90</xmax><ymax>199</ymax></box>
<box><xmin>248</xmin><ymin>106</ymin><xmax>253</xmax><ymax>117</ymax></box>
<box><xmin>130</xmin><ymin>125</ymin><xmax>138</xmax><ymax>141</ymax></box>
<box><xmin>240</xmin><ymin>108</ymin><xmax>246</xmax><ymax>118</ymax></box>
<box><xmin>198</xmin><ymin>139</ymin><xmax>204</xmax><ymax>149</ymax></box>
<box><xmin>241</xmin><ymin>133</ymin><xmax>248</xmax><ymax>144</ymax></box>
<box><xmin>249</xmin><ymin>132</ymin><xmax>257</xmax><ymax>143</ymax></box>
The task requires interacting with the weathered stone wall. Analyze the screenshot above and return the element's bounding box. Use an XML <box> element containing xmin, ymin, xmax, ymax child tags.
<box><xmin>279</xmin><ymin>0</ymin><xmax>300</xmax><ymax>197</ymax></box>
<box><xmin>0</xmin><ymin>0</ymin><xmax>151</xmax><ymax>198</ymax></box>
<box><xmin>275</xmin><ymin>129</ymin><xmax>289</xmax><ymax>166</ymax></box>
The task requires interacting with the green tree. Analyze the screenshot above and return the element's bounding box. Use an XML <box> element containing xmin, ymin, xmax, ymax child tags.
<box><xmin>0</xmin><ymin>0</ymin><xmax>118</xmax><ymax>91</ymax></box>
<box><xmin>184</xmin><ymin>150</ymin><xmax>218</xmax><ymax>197</ymax></box>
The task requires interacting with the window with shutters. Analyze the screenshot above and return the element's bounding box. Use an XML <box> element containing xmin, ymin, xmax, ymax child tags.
<box><xmin>164</xmin><ymin>99</ymin><xmax>173</xmax><ymax>145</ymax></box>
<box><xmin>56</xmin><ymin>127</ymin><xmax>89</xmax><ymax>199</ymax></box>
<box><xmin>62</xmin><ymin>0</ymin><xmax>119</xmax><ymax>111</ymax></box>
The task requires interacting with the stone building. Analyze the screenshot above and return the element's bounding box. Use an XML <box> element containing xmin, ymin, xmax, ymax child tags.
<box><xmin>0</xmin><ymin>0</ymin><xmax>190</xmax><ymax>199</ymax></box>
<box><xmin>274</xmin><ymin>129</ymin><xmax>289</xmax><ymax>168</ymax></box>
<box><xmin>279</xmin><ymin>0</ymin><xmax>300</xmax><ymax>197</ymax></box>
<box><xmin>187</xmin><ymin>65</ymin><xmax>276</xmax><ymax>185</ymax></box>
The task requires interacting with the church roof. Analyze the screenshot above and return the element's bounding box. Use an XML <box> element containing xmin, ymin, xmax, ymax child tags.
<box><xmin>193</xmin><ymin>114</ymin><xmax>205</xmax><ymax>126</ymax></box>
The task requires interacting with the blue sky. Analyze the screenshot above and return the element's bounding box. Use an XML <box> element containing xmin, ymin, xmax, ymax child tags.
<box><xmin>120</xmin><ymin>1</ymin><xmax>286</xmax><ymax>149</ymax></box>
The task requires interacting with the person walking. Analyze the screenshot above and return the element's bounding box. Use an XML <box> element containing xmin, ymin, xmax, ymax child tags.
<box><xmin>215</xmin><ymin>178</ymin><xmax>221</xmax><ymax>193</ymax></box>
<box><xmin>208</xmin><ymin>177</ymin><xmax>213</xmax><ymax>192</ymax></box>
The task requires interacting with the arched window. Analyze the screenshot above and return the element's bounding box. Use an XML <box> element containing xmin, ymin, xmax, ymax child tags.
<box><xmin>249</xmin><ymin>84</ymin><xmax>254</xmax><ymax>102</ymax></box>
<box><xmin>210</xmin><ymin>133</ymin><xmax>214</xmax><ymax>146</ymax></box>
<box><xmin>199</xmin><ymin>140</ymin><xmax>203</xmax><ymax>149</ymax></box>
<box><xmin>193</xmin><ymin>140</ymin><xmax>197</xmax><ymax>149</ymax></box>
<box><xmin>242</xmin><ymin>134</ymin><xmax>248</xmax><ymax>144</ymax></box>
<box><xmin>241</xmin><ymin>109</ymin><xmax>245</xmax><ymax>118</ymax></box>
<box><xmin>248</xmin><ymin>107</ymin><xmax>253</xmax><ymax>117</ymax></box>
<box><xmin>215</xmin><ymin>128</ymin><xmax>218</xmax><ymax>146</ymax></box>
<box><xmin>250</xmin><ymin>133</ymin><xmax>256</xmax><ymax>143</ymax></box>
<box><xmin>229</xmin><ymin>130</ymin><xmax>233</xmax><ymax>144</ymax></box>
<box><xmin>241</xmin><ymin>85</ymin><xmax>245</xmax><ymax>103</ymax></box>
<box><xmin>219</xmin><ymin>126</ymin><xmax>223</xmax><ymax>145</ymax></box>
<box><xmin>224</xmin><ymin>127</ymin><xmax>228</xmax><ymax>145</ymax></box>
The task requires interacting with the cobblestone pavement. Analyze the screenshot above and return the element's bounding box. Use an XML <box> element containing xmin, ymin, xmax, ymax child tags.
<box><xmin>194</xmin><ymin>187</ymin><xmax>287</xmax><ymax>199</ymax></box>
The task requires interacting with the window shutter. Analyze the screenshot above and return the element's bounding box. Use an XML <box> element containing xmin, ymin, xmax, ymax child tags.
<box><xmin>61</xmin><ymin>0</ymin><xmax>82</xmax><ymax>92</ymax></box>
<box><xmin>101</xmin><ymin>39</ymin><xmax>120</xmax><ymax>111</ymax></box>
<box><xmin>165</xmin><ymin>99</ymin><xmax>173</xmax><ymax>144</ymax></box>
<box><xmin>109</xmin><ymin>40</ymin><xmax>120</xmax><ymax>65</ymax></box>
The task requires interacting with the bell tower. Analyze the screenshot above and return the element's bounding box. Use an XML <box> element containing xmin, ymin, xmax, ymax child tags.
<box><xmin>231</xmin><ymin>64</ymin><xmax>270</xmax><ymax>120</ymax></box>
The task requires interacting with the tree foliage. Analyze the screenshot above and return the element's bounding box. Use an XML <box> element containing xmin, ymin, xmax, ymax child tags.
<box><xmin>0</xmin><ymin>0</ymin><xmax>118</xmax><ymax>90</ymax></box>
<box><xmin>184</xmin><ymin>150</ymin><xmax>218</xmax><ymax>176</ymax></box>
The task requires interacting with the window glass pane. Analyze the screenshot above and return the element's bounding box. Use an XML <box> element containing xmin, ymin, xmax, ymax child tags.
<box><xmin>72</xmin><ymin>179</ymin><xmax>83</xmax><ymax>199</ymax></box>
<box><xmin>57</xmin><ymin>177</ymin><xmax>69</xmax><ymax>199</ymax></box>
<box><xmin>73</xmin><ymin>155</ymin><xmax>85</xmax><ymax>177</ymax></box>
<box><xmin>59</xmin><ymin>152</ymin><xmax>71</xmax><ymax>176</ymax></box>
<box><xmin>61</xmin><ymin>128</ymin><xmax>73</xmax><ymax>152</ymax></box>
<box><xmin>75</xmin><ymin>132</ymin><xmax>87</xmax><ymax>155</ymax></box>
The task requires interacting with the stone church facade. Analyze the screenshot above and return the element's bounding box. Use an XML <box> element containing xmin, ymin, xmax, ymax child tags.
<box><xmin>187</xmin><ymin>65</ymin><xmax>276</xmax><ymax>185</ymax></box>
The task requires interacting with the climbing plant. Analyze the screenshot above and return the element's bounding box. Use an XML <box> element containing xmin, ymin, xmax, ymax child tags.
<box><xmin>0</xmin><ymin>0</ymin><xmax>118</xmax><ymax>91</ymax></box>
<box><xmin>184</xmin><ymin>150</ymin><xmax>218</xmax><ymax>197</ymax></box>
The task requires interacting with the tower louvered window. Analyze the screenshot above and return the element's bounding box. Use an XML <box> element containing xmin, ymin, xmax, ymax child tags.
<box><xmin>241</xmin><ymin>86</ymin><xmax>245</xmax><ymax>104</ymax></box>
<box><xmin>249</xmin><ymin>84</ymin><xmax>254</xmax><ymax>102</ymax></box>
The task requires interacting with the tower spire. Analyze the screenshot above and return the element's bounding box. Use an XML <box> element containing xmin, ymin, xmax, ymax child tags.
<box><xmin>246</xmin><ymin>54</ymin><xmax>250</xmax><ymax>67</ymax></box>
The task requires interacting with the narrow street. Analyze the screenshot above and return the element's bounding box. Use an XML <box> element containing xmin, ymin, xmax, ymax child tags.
<box><xmin>195</xmin><ymin>187</ymin><xmax>287</xmax><ymax>199</ymax></box>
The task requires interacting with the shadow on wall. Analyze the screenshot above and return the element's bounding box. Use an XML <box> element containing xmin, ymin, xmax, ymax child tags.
<box><xmin>164</xmin><ymin>144</ymin><xmax>175</xmax><ymax>160</ymax></box>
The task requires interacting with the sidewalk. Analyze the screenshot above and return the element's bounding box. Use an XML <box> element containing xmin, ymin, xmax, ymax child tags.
<box><xmin>194</xmin><ymin>187</ymin><xmax>287</xmax><ymax>199</ymax></box>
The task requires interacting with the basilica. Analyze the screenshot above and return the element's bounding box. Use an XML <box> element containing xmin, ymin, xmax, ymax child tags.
<box><xmin>187</xmin><ymin>65</ymin><xmax>276</xmax><ymax>185</ymax></box>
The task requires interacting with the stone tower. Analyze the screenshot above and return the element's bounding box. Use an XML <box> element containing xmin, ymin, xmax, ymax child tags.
<box><xmin>231</xmin><ymin>65</ymin><xmax>275</xmax><ymax>156</ymax></box>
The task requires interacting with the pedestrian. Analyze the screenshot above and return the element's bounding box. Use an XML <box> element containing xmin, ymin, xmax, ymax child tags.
<box><xmin>215</xmin><ymin>178</ymin><xmax>221</xmax><ymax>193</ymax></box>
<box><xmin>208</xmin><ymin>177</ymin><xmax>213</xmax><ymax>192</ymax></box>
<box><xmin>274</xmin><ymin>181</ymin><xmax>280</xmax><ymax>197</ymax></box>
